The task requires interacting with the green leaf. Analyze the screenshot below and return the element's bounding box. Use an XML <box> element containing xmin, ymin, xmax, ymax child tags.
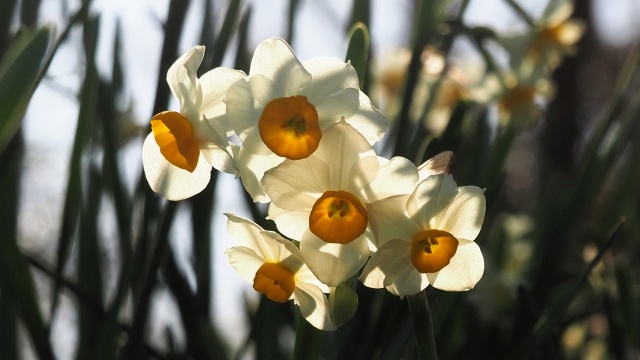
<box><xmin>345</xmin><ymin>22</ymin><xmax>369</xmax><ymax>89</ymax></box>
<box><xmin>0</xmin><ymin>25</ymin><xmax>52</xmax><ymax>156</ymax></box>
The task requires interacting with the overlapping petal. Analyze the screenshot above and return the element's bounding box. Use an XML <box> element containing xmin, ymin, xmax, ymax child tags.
<box><xmin>226</xmin><ymin>37</ymin><xmax>387</xmax><ymax>203</ymax></box>
<box><xmin>224</xmin><ymin>214</ymin><xmax>336</xmax><ymax>331</ymax></box>
<box><xmin>143</xmin><ymin>46</ymin><xmax>245</xmax><ymax>200</ymax></box>
<box><xmin>426</xmin><ymin>239</ymin><xmax>484</xmax><ymax>291</ymax></box>
<box><xmin>361</xmin><ymin>173</ymin><xmax>486</xmax><ymax>295</ymax></box>
<box><xmin>142</xmin><ymin>133</ymin><xmax>211</xmax><ymax>201</ymax></box>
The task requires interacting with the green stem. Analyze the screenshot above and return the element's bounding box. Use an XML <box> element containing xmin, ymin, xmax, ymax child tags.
<box><xmin>292</xmin><ymin>310</ymin><xmax>324</xmax><ymax>360</ymax></box>
<box><xmin>407</xmin><ymin>290</ymin><xmax>438</xmax><ymax>360</ymax></box>
<box><xmin>504</xmin><ymin>0</ymin><xmax>536</xmax><ymax>27</ymax></box>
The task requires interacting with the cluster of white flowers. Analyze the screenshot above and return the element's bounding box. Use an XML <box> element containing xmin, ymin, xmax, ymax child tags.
<box><xmin>142</xmin><ymin>38</ymin><xmax>486</xmax><ymax>331</ymax></box>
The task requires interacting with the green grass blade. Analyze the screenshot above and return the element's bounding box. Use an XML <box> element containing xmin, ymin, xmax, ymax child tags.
<box><xmin>50</xmin><ymin>9</ymin><xmax>99</xmax><ymax>327</ymax></box>
<box><xmin>0</xmin><ymin>0</ymin><xmax>17</xmax><ymax>54</ymax></box>
<box><xmin>210</xmin><ymin>0</ymin><xmax>241</xmax><ymax>68</ymax></box>
<box><xmin>509</xmin><ymin>218</ymin><xmax>625</xmax><ymax>359</ymax></box>
<box><xmin>286</xmin><ymin>0</ymin><xmax>300</xmax><ymax>43</ymax></box>
<box><xmin>0</xmin><ymin>134</ymin><xmax>54</xmax><ymax>360</ymax></box>
<box><xmin>0</xmin><ymin>25</ymin><xmax>52</xmax><ymax>156</ymax></box>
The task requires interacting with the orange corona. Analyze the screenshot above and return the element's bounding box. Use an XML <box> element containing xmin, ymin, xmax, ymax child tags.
<box><xmin>253</xmin><ymin>262</ymin><xmax>296</xmax><ymax>303</ymax></box>
<box><xmin>410</xmin><ymin>229</ymin><xmax>458</xmax><ymax>273</ymax></box>
<box><xmin>150</xmin><ymin>111</ymin><xmax>200</xmax><ymax>172</ymax></box>
<box><xmin>309</xmin><ymin>190</ymin><xmax>368</xmax><ymax>244</ymax></box>
<box><xmin>258</xmin><ymin>96</ymin><xmax>321</xmax><ymax>160</ymax></box>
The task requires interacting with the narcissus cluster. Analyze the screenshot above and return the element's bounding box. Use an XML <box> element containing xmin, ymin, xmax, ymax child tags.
<box><xmin>142</xmin><ymin>38</ymin><xmax>486</xmax><ymax>330</ymax></box>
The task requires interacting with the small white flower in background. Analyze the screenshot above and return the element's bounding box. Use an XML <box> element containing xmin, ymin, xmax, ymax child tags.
<box><xmin>361</xmin><ymin>174</ymin><xmax>486</xmax><ymax>297</ymax></box>
<box><xmin>501</xmin><ymin>0</ymin><xmax>585</xmax><ymax>78</ymax></box>
<box><xmin>224</xmin><ymin>214</ymin><xmax>337</xmax><ymax>331</ymax></box>
<box><xmin>261</xmin><ymin>120</ymin><xmax>418</xmax><ymax>287</ymax></box>
<box><xmin>142</xmin><ymin>46</ymin><xmax>245</xmax><ymax>200</ymax></box>
<box><xmin>225</xmin><ymin>37</ymin><xmax>388</xmax><ymax>203</ymax></box>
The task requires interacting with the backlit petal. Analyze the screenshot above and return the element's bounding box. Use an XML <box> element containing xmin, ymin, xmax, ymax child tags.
<box><xmin>360</xmin><ymin>239</ymin><xmax>428</xmax><ymax>297</ymax></box>
<box><xmin>250</xmin><ymin>38</ymin><xmax>312</xmax><ymax>94</ymax></box>
<box><xmin>293</xmin><ymin>282</ymin><xmax>337</xmax><ymax>331</ymax></box>
<box><xmin>436</xmin><ymin>186</ymin><xmax>486</xmax><ymax>241</ymax></box>
<box><xmin>167</xmin><ymin>46</ymin><xmax>204</xmax><ymax>117</ymax></box>
<box><xmin>427</xmin><ymin>240</ymin><xmax>484</xmax><ymax>291</ymax></box>
<box><xmin>225</xmin><ymin>213</ymin><xmax>284</xmax><ymax>263</ymax></box>
<box><xmin>224</xmin><ymin>246</ymin><xmax>265</xmax><ymax>284</ymax></box>
<box><xmin>300</xmin><ymin>231</ymin><xmax>369</xmax><ymax>287</ymax></box>
<box><xmin>358</xmin><ymin>156</ymin><xmax>418</xmax><ymax>203</ymax></box>
<box><xmin>342</xmin><ymin>90</ymin><xmax>388</xmax><ymax>144</ymax></box>
<box><xmin>142</xmin><ymin>133</ymin><xmax>211</xmax><ymax>201</ymax></box>
<box><xmin>367</xmin><ymin>195</ymin><xmax>419</xmax><ymax>249</ymax></box>
<box><xmin>198</xmin><ymin>67</ymin><xmax>246</xmax><ymax>121</ymax></box>
<box><xmin>407</xmin><ymin>174</ymin><xmax>458</xmax><ymax>230</ymax></box>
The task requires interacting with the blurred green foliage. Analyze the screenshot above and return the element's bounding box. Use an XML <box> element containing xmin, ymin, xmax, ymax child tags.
<box><xmin>0</xmin><ymin>0</ymin><xmax>639</xmax><ymax>359</ymax></box>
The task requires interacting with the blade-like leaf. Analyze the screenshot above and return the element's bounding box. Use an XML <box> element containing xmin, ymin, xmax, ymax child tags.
<box><xmin>0</xmin><ymin>25</ymin><xmax>51</xmax><ymax>156</ymax></box>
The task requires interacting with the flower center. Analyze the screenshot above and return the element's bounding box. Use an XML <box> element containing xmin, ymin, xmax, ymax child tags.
<box><xmin>150</xmin><ymin>111</ymin><xmax>200</xmax><ymax>172</ymax></box>
<box><xmin>253</xmin><ymin>262</ymin><xmax>295</xmax><ymax>303</ymax></box>
<box><xmin>258</xmin><ymin>96</ymin><xmax>322</xmax><ymax>160</ymax></box>
<box><xmin>309</xmin><ymin>190</ymin><xmax>368</xmax><ymax>244</ymax></box>
<box><xmin>410</xmin><ymin>229</ymin><xmax>458</xmax><ymax>273</ymax></box>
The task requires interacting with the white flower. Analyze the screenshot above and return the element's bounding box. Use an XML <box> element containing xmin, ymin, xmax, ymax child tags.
<box><xmin>142</xmin><ymin>46</ymin><xmax>245</xmax><ymax>200</ymax></box>
<box><xmin>361</xmin><ymin>174</ymin><xmax>485</xmax><ymax>297</ymax></box>
<box><xmin>224</xmin><ymin>213</ymin><xmax>337</xmax><ymax>331</ymax></box>
<box><xmin>261</xmin><ymin>120</ymin><xmax>418</xmax><ymax>286</ymax></box>
<box><xmin>225</xmin><ymin>37</ymin><xmax>388</xmax><ymax>202</ymax></box>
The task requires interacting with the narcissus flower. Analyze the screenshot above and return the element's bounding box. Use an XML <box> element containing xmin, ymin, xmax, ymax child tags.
<box><xmin>361</xmin><ymin>174</ymin><xmax>485</xmax><ymax>297</ymax></box>
<box><xmin>501</xmin><ymin>0</ymin><xmax>585</xmax><ymax>77</ymax></box>
<box><xmin>261</xmin><ymin>120</ymin><xmax>418</xmax><ymax>286</ymax></box>
<box><xmin>224</xmin><ymin>214</ymin><xmax>337</xmax><ymax>331</ymax></box>
<box><xmin>226</xmin><ymin>37</ymin><xmax>388</xmax><ymax>202</ymax></box>
<box><xmin>142</xmin><ymin>46</ymin><xmax>245</xmax><ymax>200</ymax></box>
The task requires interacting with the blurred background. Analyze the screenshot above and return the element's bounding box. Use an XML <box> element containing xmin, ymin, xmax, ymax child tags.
<box><xmin>2</xmin><ymin>0</ymin><xmax>640</xmax><ymax>359</ymax></box>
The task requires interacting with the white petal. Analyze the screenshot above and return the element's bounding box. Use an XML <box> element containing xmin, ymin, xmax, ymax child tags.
<box><xmin>314</xmin><ymin>120</ymin><xmax>376</xmax><ymax>189</ymax></box>
<box><xmin>314</xmin><ymin>88</ymin><xmax>359</xmax><ymax>127</ymax></box>
<box><xmin>225</xmin><ymin>213</ymin><xmax>285</xmax><ymax>263</ymax></box>
<box><xmin>267</xmin><ymin>204</ymin><xmax>310</xmax><ymax>241</ymax></box>
<box><xmin>437</xmin><ymin>186</ymin><xmax>486</xmax><ymax>241</ymax></box>
<box><xmin>343</xmin><ymin>90</ymin><xmax>388</xmax><ymax>145</ymax></box>
<box><xmin>142</xmin><ymin>133</ymin><xmax>211</xmax><ymax>201</ymax></box>
<box><xmin>293</xmin><ymin>282</ymin><xmax>337</xmax><ymax>331</ymax></box>
<box><xmin>198</xmin><ymin>67</ymin><xmax>246</xmax><ymax>119</ymax></box>
<box><xmin>225</xmin><ymin>75</ymin><xmax>273</xmax><ymax>141</ymax></box>
<box><xmin>367</xmin><ymin>195</ymin><xmax>420</xmax><ymax>248</ymax></box>
<box><xmin>427</xmin><ymin>240</ymin><xmax>484</xmax><ymax>291</ymax></box>
<box><xmin>417</xmin><ymin>151</ymin><xmax>453</xmax><ymax>182</ymax></box>
<box><xmin>293</xmin><ymin>265</ymin><xmax>330</xmax><ymax>293</ymax></box>
<box><xmin>225</xmin><ymin>246</ymin><xmax>265</xmax><ymax>284</ymax></box>
<box><xmin>407</xmin><ymin>174</ymin><xmax>458</xmax><ymax>230</ymax></box>
<box><xmin>301</xmin><ymin>57</ymin><xmax>360</xmax><ymax>97</ymax></box>
<box><xmin>235</xmin><ymin>131</ymin><xmax>286</xmax><ymax>203</ymax></box>
<box><xmin>359</xmin><ymin>239</ymin><xmax>428</xmax><ymax>297</ymax></box>
<box><xmin>197</xmin><ymin>118</ymin><xmax>237</xmax><ymax>175</ymax></box>
<box><xmin>262</xmin><ymin>155</ymin><xmax>330</xmax><ymax>211</ymax></box>
<box><xmin>167</xmin><ymin>46</ymin><xmax>205</xmax><ymax>117</ymax></box>
<box><xmin>300</xmin><ymin>231</ymin><xmax>369</xmax><ymax>287</ymax></box>
<box><xmin>359</xmin><ymin>156</ymin><xmax>418</xmax><ymax>203</ymax></box>
<box><xmin>250</xmin><ymin>38</ymin><xmax>312</xmax><ymax>94</ymax></box>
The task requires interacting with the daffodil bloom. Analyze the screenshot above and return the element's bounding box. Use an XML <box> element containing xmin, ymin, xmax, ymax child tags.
<box><xmin>261</xmin><ymin>120</ymin><xmax>418</xmax><ymax>286</ymax></box>
<box><xmin>360</xmin><ymin>174</ymin><xmax>485</xmax><ymax>297</ymax></box>
<box><xmin>142</xmin><ymin>46</ymin><xmax>245</xmax><ymax>200</ymax></box>
<box><xmin>225</xmin><ymin>37</ymin><xmax>388</xmax><ymax>203</ymax></box>
<box><xmin>224</xmin><ymin>213</ymin><xmax>337</xmax><ymax>331</ymax></box>
<box><xmin>501</xmin><ymin>0</ymin><xmax>585</xmax><ymax>77</ymax></box>
<box><xmin>497</xmin><ymin>75</ymin><xmax>554</xmax><ymax>130</ymax></box>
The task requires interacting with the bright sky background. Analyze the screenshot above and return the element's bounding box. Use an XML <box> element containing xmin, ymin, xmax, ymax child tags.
<box><xmin>17</xmin><ymin>0</ymin><xmax>640</xmax><ymax>357</ymax></box>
